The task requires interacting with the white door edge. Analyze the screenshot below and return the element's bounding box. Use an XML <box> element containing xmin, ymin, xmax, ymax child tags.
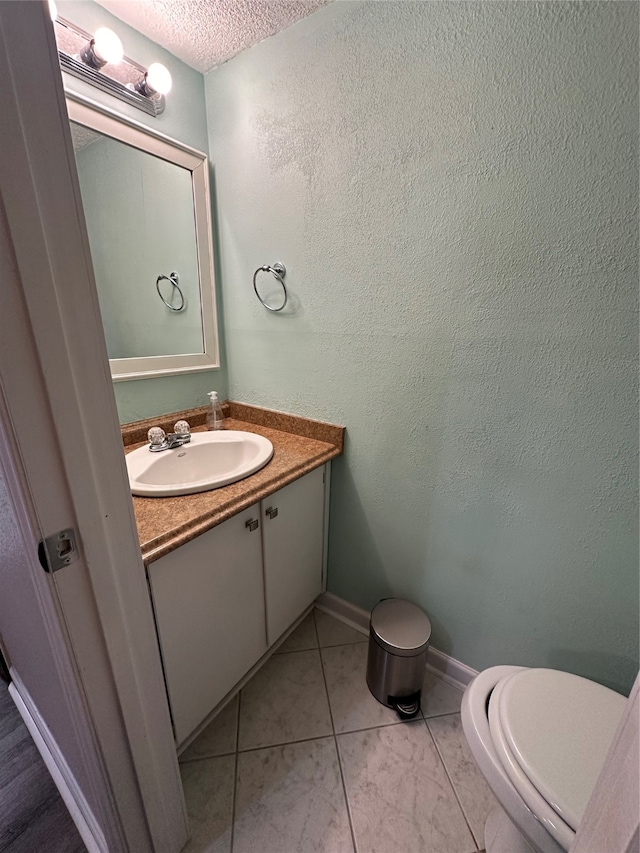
<box><xmin>0</xmin><ymin>5</ymin><xmax>188</xmax><ymax>851</ymax></box>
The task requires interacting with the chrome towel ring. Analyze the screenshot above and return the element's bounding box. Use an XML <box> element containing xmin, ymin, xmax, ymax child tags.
<box><xmin>253</xmin><ymin>263</ymin><xmax>287</xmax><ymax>312</ymax></box>
<box><xmin>156</xmin><ymin>272</ymin><xmax>185</xmax><ymax>312</ymax></box>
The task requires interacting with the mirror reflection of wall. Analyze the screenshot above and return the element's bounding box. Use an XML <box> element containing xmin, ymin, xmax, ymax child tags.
<box><xmin>71</xmin><ymin>121</ymin><xmax>204</xmax><ymax>360</ymax></box>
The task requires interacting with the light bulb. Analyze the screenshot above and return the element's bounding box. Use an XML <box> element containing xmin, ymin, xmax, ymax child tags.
<box><xmin>146</xmin><ymin>63</ymin><xmax>172</xmax><ymax>95</ymax></box>
<box><xmin>92</xmin><ymin>27</ymin><xmax>123</xmax><ymax>65</ymax></box>
<box><xmin>48</xmin><ymin>0</ymin><xmax>58</xmax><ymax>21</ymax></box>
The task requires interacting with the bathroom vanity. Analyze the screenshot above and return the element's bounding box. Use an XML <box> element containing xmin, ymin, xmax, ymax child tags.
<box><xmin>123</xmin><ymin>402</ymin><xmax>343</xmax><ymax>748</ymax></box>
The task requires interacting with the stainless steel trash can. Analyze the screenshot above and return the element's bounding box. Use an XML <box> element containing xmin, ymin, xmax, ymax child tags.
<box><xmin>366</xmin><ymin>598</ymin><xmax>431</xmax><ymax>719</ymax></box>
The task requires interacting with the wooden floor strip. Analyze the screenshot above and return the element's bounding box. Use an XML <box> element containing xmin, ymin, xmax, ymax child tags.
<box><xmin>0</xmin><ymin>685</ymin><xmax>84</xmax><ymax>853</ymax></box>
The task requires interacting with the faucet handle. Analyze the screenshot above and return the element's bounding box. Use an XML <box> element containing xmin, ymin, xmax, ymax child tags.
<box><xmin>174</xmin><ymin>420</ymin><xmax>190</xmax><ymax>437</ymax></box>
<box><xmin>148</xmin><ymin>426</ymin><xmax>166</xmax><ymax>447</ymax></box>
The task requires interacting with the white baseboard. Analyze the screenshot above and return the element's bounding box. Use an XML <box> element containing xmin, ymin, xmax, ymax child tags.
<box><xmin>315</xmin><ymin>591</ymin><xmax>370</xmax><ymax>634</ymax></box>
<box><xmin>315</xmin><ymin>591</ymin><xmax>478</xmax><ymax>692</ymax></box>
<box><xmin>9</xmin><ymin>679</ymin><xmax>107</xmax><ymax>853</ymax></box>
<box><xmin>425</xmin><ymin>645</ymin><xmax>479</xmax><ymax>690</ymax></box>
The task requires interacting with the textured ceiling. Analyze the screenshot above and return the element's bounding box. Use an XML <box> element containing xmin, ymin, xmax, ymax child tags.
<box><xmin>94</xmin><ymin>0</ymin><xmax>330</xmax><ymax>73</ymax></box>
<box><xmin>69</xmin><ymin>123</ymin><xmax>102</xmax><ymax>151</ymax></box>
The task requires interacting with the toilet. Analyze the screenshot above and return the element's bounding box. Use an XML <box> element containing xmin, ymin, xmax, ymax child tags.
<box><xmin>461</xmin><ymin>665</ymin><xmax>626</xmax><ymax>853</ymax></box>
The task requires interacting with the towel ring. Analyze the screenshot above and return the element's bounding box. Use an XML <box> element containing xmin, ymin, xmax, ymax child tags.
<box><xmin>253</xmin><ymin>263</ymin><xmax>287</xmax><ymax>312</ymax></box>
<box><xmin>156</xmin><ymin>272</ymin><xmax>185</xmax><ymax>312</ymax></box>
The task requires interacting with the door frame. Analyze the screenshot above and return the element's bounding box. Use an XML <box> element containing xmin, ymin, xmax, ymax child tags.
<box><xmin>0</xmin><ymin>3</ymin><xmax>187</xmax><ymax>851</ymax></box>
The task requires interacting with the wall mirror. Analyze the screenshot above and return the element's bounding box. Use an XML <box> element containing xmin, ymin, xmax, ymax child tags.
<box><xmin>66</xmin><ymin>95</ymin><xmax>219</xmax><ymax>381</ymax></box>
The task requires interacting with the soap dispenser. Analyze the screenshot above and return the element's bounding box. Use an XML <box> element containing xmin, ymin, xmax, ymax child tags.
<box><xmin>206</xmin><ymin>391</ymin><xmax>224</xmax><ymax>430</ymax></box>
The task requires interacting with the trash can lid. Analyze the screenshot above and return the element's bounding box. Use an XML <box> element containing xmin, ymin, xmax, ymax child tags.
<box><xmin>370</xmin><ymin>599</ymin><xmax>431</xmax><ymax>656</ymax></box>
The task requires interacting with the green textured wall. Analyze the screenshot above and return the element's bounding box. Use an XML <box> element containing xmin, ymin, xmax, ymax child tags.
<box><xmin>205</xmin><ymin>1</ymin><xmax>639</xmax><ymax>692</ymax></box>
<box><xmin>59</xmin><ymin>0</ymin><xmax>226</xmax><ymax>421</ymax></box>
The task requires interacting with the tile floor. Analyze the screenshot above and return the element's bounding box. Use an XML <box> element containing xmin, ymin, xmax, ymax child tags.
<box><xmin>178</xmin><ymin>609</ymin><xmax>498</xmax><ymax>853</ymax></box>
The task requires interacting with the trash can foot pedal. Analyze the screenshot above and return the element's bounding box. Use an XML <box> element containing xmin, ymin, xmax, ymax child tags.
<box><xmin>389</xmin><ymin>692</ymin><xmax>421</xmax><ymax>720</ymax></box>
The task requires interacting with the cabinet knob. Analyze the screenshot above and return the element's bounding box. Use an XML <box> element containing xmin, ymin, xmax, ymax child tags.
<box><xmin>245</xmin><ymin>518</ymin><xmax>259</xmax><ymax>532</ymax></box>
<box><xmin>265</xmin><ymin>507</ymin><xmax>278</xmax><ymax>520</ymax></box>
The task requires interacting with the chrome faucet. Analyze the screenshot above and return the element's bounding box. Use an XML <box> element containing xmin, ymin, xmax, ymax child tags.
<box><xmin>147</xmin><ymin>421</ymin><xmax>191</xmax><ymax>452</ymax></box>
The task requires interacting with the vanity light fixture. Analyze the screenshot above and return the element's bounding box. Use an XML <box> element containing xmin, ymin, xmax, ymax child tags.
<box><xmin>134</xmin><ymin>62</ymin><xmax>172</xmax><ymax>97</ymax></box>
<box><xmin>54</xmin><ymin>16</ymin><xmax>169</xmax><ymax>117</ymax></box>
<box><xmin>79</xmin><ymin>27</ymin><xmax>124</xmax><ymax>70</ymax></box>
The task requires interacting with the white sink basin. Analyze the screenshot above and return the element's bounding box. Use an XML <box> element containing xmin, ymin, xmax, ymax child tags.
<box><xmin>126</xmin><ymin>431</ymin><xmax>274</xmax><ymax>497</ymax></box>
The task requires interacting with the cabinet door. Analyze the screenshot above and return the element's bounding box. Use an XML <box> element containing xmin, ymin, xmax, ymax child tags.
<box><xmin>148</xmin><ymin>504</ymin><xmax>266</xmax><ymax>745</ymax></box>
<box><xmin>262</xmin><ymin>466</ymin><xmax>325</xmax><ymax>645</ymax></box>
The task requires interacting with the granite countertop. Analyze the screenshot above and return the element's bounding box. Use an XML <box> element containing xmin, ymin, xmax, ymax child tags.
<box><xmin>122</xmin><ymin>402</ymin><xmax>344</xmax><ymax>566</ymax></box>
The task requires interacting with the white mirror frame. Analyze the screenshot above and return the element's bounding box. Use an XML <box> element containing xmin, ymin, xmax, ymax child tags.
<box><xmin>66</xmin><ymin>93</ymin><xmax>220</xmax><ymax>381</ymax></box>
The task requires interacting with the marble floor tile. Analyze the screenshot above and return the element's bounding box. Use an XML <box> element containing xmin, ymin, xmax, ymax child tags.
<box><xmin>428</xmin><ymin>713</ymin><xmax>499</xmax><ymax>848</ymax></box>
<box><xmin>321</xmin><ymin>642</ymin><xmax>401</xmax><ymax>733</ymax></box>
<box><xmin>234</xmin><ymin>737</ymin><xmax>354</xmax><ymax>853</ymax></box>
<box><xmin>275</xmin><ymin>612</ymin><xmax>318</xmax><ymax>654</ymax></box>
<box><xmin>314</xmin><ymin>609</ymin><xmax>367</xmax><ymax>648</ymax></box>
<box><xmin>180</xmin><ymin>696</ymin><xmax>239</xmax><ymax>763</ymax></box>
<box><xmin>338</xmin><ymin>722</ymin><xmax>476</xmax><ymax>853</ymax></box>
<box><xmin>422</xmin><ymin>671</ymin><xmax>464</xmax><ymax>718</ymax></box>
<box><xmin>238</xmin><ymin>649</ymin><xmax>332</xmax><ymax>751</ymax></box>
<box><xmin>180</xmin><ymin>754</ymin><xmax>235</xmax><ymax>853</ymax></box>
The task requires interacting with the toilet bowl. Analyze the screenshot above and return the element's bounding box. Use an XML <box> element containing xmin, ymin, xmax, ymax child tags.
<box><xmin>461</xmin><ymin>665</ymin><xmax>626</xmax><ymax>853</ymax></box>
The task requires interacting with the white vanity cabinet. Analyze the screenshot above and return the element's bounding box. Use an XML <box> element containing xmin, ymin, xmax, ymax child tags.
<box><xmin>147</xmin><ymin>465</ymin><xmax>327</xmax><ymax>746</ymax></box>
<box><xmin>262</xmin><ymin>466</ymin><xmax>325</xmax><ymax>645</ymax></box>
<box><xmin>148</xmin><ymin>503</ymin><xmax>267</xmax><ymax>745</ymax></box>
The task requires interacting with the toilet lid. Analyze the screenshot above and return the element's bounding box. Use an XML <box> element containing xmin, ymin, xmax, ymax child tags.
<box><xmin>495</xmin><ymin>669</ymin><xmax>626</xmax><ymax>831</ymax></box>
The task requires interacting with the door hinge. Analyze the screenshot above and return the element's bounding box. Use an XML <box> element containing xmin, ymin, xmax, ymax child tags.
<box><xmin>38</xmin><ymin>528</ymin><xmax>78</xmax><ymax>574</ymax></box>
